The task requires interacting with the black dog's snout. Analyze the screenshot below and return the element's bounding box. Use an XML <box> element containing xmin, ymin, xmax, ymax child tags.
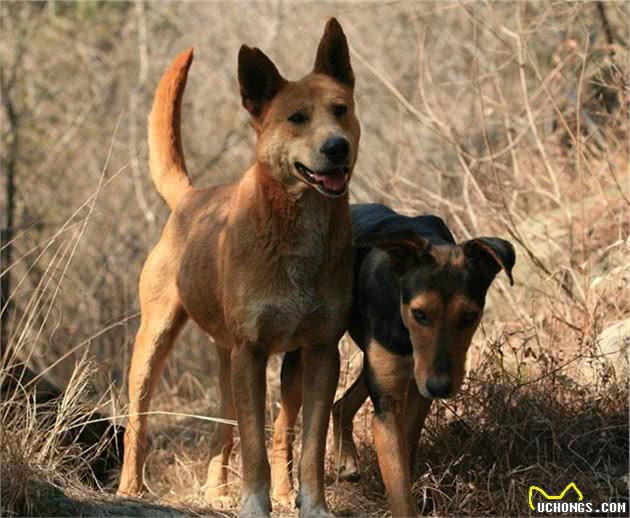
<box><xmin>320</xmin><ymin>136</ymin><xmax>350</xmax><ymax>164</ymax></box>
<box><xmin>426</xmin><ymin>376</ymin><xmax>452</xmax><ymax>398</ymax></box>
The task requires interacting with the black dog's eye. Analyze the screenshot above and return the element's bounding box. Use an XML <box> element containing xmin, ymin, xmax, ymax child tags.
<box><xmin>288</xmin><ymin>112</ymin><xmax>308</xmax><ymax>125</ymax></box>
<box><xmin>412</xmin><ymin>309</ymin><xmax>431</xmax><ymax>326</ymax></box>
<box><xmin>333</xmin><ymin>104</ymin><xmax>348</xmax><ymax>117</ymax></box>
<box><xmin>461</xmin><ymin>311</ymin><xmax>479</xmax><ymax>327</ymax></box>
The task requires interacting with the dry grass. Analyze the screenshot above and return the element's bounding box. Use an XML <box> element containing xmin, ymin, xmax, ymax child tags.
<box><xmin>1</xmin><ymin>1</ymin><xmax>629</xmax><ymax>517</ymax></box>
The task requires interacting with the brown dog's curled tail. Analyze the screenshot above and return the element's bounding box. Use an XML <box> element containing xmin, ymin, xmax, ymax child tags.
<box><xmin>148</xmin><ymin>48</ymin><xmax>194</xmax><ymax>210</ymax></box>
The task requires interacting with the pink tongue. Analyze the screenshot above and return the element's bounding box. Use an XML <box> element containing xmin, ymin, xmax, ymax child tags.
<box><xmin>313</xmin><ymin>169</ymin><xmax>346</xmax><ymax>192</ymax></box>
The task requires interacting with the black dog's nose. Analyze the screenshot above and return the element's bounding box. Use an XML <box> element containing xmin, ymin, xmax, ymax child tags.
<box><xmin>426</xmin><ymin>376</ymin><xmax>452</xmax><ymax>398</ymax></box>
<box><xmin>320</xmin><ymin>136</ymin><xmax>350</xmax><ymax>164</ymax></box>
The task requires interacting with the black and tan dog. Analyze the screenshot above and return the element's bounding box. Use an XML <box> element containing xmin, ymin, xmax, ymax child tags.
<box><xmin>272</xmin><ymin>203</ymin><xmax>515</xmax><ymax>517</ymax></box>
<box><xmin>116</xmin><ymin>19</ymin><xmax>360</xmax><ymax>518</ymax></box>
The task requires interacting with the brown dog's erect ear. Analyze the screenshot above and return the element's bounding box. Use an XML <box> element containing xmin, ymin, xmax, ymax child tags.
<box><xmin>313</xmin><ymin>18</ymin><xmax>354</xmax><ymax>88</ymax></box>
<box><xmin>238</xmin><ymin>45</ymin><xmax>287</xmax><ymax>118</ymax></box>
<box><xmin>463</xmin><ymin>237</ymin><xmax>516</xmax><ymax>285</ymax></box>
<box><xmin>353</xmin><ymin>229</ymin><xmax>432</xmax><ymax>274</ymax></box>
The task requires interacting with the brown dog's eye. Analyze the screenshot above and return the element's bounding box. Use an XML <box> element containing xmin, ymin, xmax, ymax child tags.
<box><xmin>288</xmin><ymin>112</ymin><xmax>308</xmax><ymax>125</ymax></box>
<box><xmin>333</xmin><ymin>104</ymin><xmax>347</xmax><ymax>117</ymax></box>
<box><xmin>412</xmin><ymin>309</ymin><xmax>431</xmax><ymax>326</ymax></box>
<box><xmin>461</xmin><ymin>311</ymin><xmax>479</xmax><ymax>327</ymax></box>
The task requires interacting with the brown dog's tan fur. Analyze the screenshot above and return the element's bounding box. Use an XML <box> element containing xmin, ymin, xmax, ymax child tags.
<box><xmin>117</xmin><ymin>19</ymin><xmax>360</xmax><ymax>518</ymax></box>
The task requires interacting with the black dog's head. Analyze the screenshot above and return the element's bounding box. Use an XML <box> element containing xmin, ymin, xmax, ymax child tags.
<box><xmin>355</xmin><ymin>230</ymin><xmax>515</xmax><ymax>399</ymax></box>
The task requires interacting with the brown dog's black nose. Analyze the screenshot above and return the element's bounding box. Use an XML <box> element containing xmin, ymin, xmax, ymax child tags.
<box><xmin>426</xmin><ymin>376</ymin><xmax>452</xmax><ymax>398</ymax></box>
<box><xmin>320</xmin><ymin>136</ymin><xmax>350</xmax><ymax>164</ymax></box>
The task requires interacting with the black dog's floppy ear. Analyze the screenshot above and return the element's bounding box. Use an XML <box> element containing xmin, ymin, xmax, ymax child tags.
<box><xmin>353</xmin><ymin>229</ymin><xmax>432</xmax><ymax>274</ymax></box>
<box><xmin>238</xmin><ymin>45</ymin><xmax>287</xmax><ymax>118</ymax></box>
<box><xmin>463</xmin><ymin>237</ymin><xmax>516</xmax><ymax>285</ymax></box>
<box><xmin>313</xmin><ymin>18</ymin><xmax>354</xmax><ymax>88</ymax></box>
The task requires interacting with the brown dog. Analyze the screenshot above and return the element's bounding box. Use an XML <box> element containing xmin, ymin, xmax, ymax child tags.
<box><xmin>116</xmin><ymin>19</ymin><xmax>360</xmax><ymax>518</ymax></box>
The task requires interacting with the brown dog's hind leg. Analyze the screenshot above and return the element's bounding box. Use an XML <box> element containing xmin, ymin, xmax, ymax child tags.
<box><xmin>271</xmin><ymin>350</ymin><xmax>303</xmax><ymax>506</ymax></box>
<box><xmin>117</xmin><ymin>279</ymin><xmax>187</xmax><ymax>497</ymax></box>
<box><xmin>296</xmin><ymin>345</ymin><xmax>340</xmax><ymax>518</ymax></box>
<box><xmin>332</xmin><ymin>370</ymin><xmax>368</xmax><ymax>481</ymax></box>
<box><xmin>205</xmin><ymin>347</ymin><xmax>236</xmax><ymax>509</ymax></box>
<box><xmin>403</xmin><ymin>380</ymin><xmax>432</xmax><ymax>478</ymax></box>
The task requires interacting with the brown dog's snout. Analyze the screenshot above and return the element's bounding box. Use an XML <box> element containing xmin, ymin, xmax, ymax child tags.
<box><xmin>320</xmin><ymin>136</ymin><xmax>350</xmax><ymax>165</ymax></box>
<box><xmin>425</xmin><ymin>375</ymin><xmax>453</xmax><ymax>398</ymax></box>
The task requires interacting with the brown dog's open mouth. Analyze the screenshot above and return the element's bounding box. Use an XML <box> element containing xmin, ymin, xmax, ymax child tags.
<box><xmin>294</xmin><ymin>162</ymin><xmax>349</xmax><ymax>197</ymax></box>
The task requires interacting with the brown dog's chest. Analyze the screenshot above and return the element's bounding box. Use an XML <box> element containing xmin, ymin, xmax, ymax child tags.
<box><xmin>176</xmin><ymin>183</ymin><xmax>353</xmax><ymax>351</ymax></box>
<box><xmin>240</xmin><ymin>285</ymin><xmax>344</xmax><ymax>353</ymax></box>
<box><xmin>227</xmin><ymin>206</ymin><xmax>352</xmax><ymax>351</ymax></box>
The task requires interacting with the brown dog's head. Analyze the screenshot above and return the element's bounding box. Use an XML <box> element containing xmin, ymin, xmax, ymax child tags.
<box><xmin>356</xmin><ymin>230</ymin><xmax>515</xmax><ymax>399</ymax></box>
<box><xmin>238</xmin><ymin>18</ymin><xmax>360</xmax><ymax>198</ymax></box>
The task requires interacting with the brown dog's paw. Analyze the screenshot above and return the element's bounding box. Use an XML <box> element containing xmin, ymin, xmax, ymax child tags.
<box><xmin>239</xmin><ymin>491</ymin><xmax>272</xmax><ymax>517</ymax></box>
<box><xmin>116</xmin><ymin>479</ymin><xmax>145</xmax><ymax>498</ymax></box>
<box><xmin>299</xmin><ymin>504</ymin><xmax>336</xmax><ymax>518</ymax></box>
<box><xmin>204</xmin><ymin>483</ymin><xmax>237</xmax><ymax>510</ymax></box>
<box><xmin>272</xmin><ymin>487</ymin><xmax>296</xmax><ymax>508</ymax></box>
<box><xmin>297</xmin><ymin>492</ymin><xmax>336</xmax><ymax>518</ymax></box>
<box><xmin>208</xmin><ymin>494</ymin><xmax>236</xmax><ymax>510</ymax></box>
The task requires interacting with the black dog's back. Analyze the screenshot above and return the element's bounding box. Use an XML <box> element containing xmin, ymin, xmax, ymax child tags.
<box><xmin>351</xmin><ymin>203</ymin><xmax>455</xmax><ymax>249</ymax></box>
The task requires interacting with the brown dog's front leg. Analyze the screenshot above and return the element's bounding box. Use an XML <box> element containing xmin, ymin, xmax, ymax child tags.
<box><xmin>373</xmin><ymin>402</ymin><xmax>417</xmax><ymax>517</ymax></box>
<box><xmin>297</xmin><ymin>345</ymin><xmax>340</xmax><ymax>518</ymax></box>
<box><xmin>231</xmin><ymin>345</ymin><xmax>271</xmax><ymax>517</ymax></box>
<box><xmin>271</xmin><ymin>349</ymin><xmax>303</xmax><ymax>505</ymax></box>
